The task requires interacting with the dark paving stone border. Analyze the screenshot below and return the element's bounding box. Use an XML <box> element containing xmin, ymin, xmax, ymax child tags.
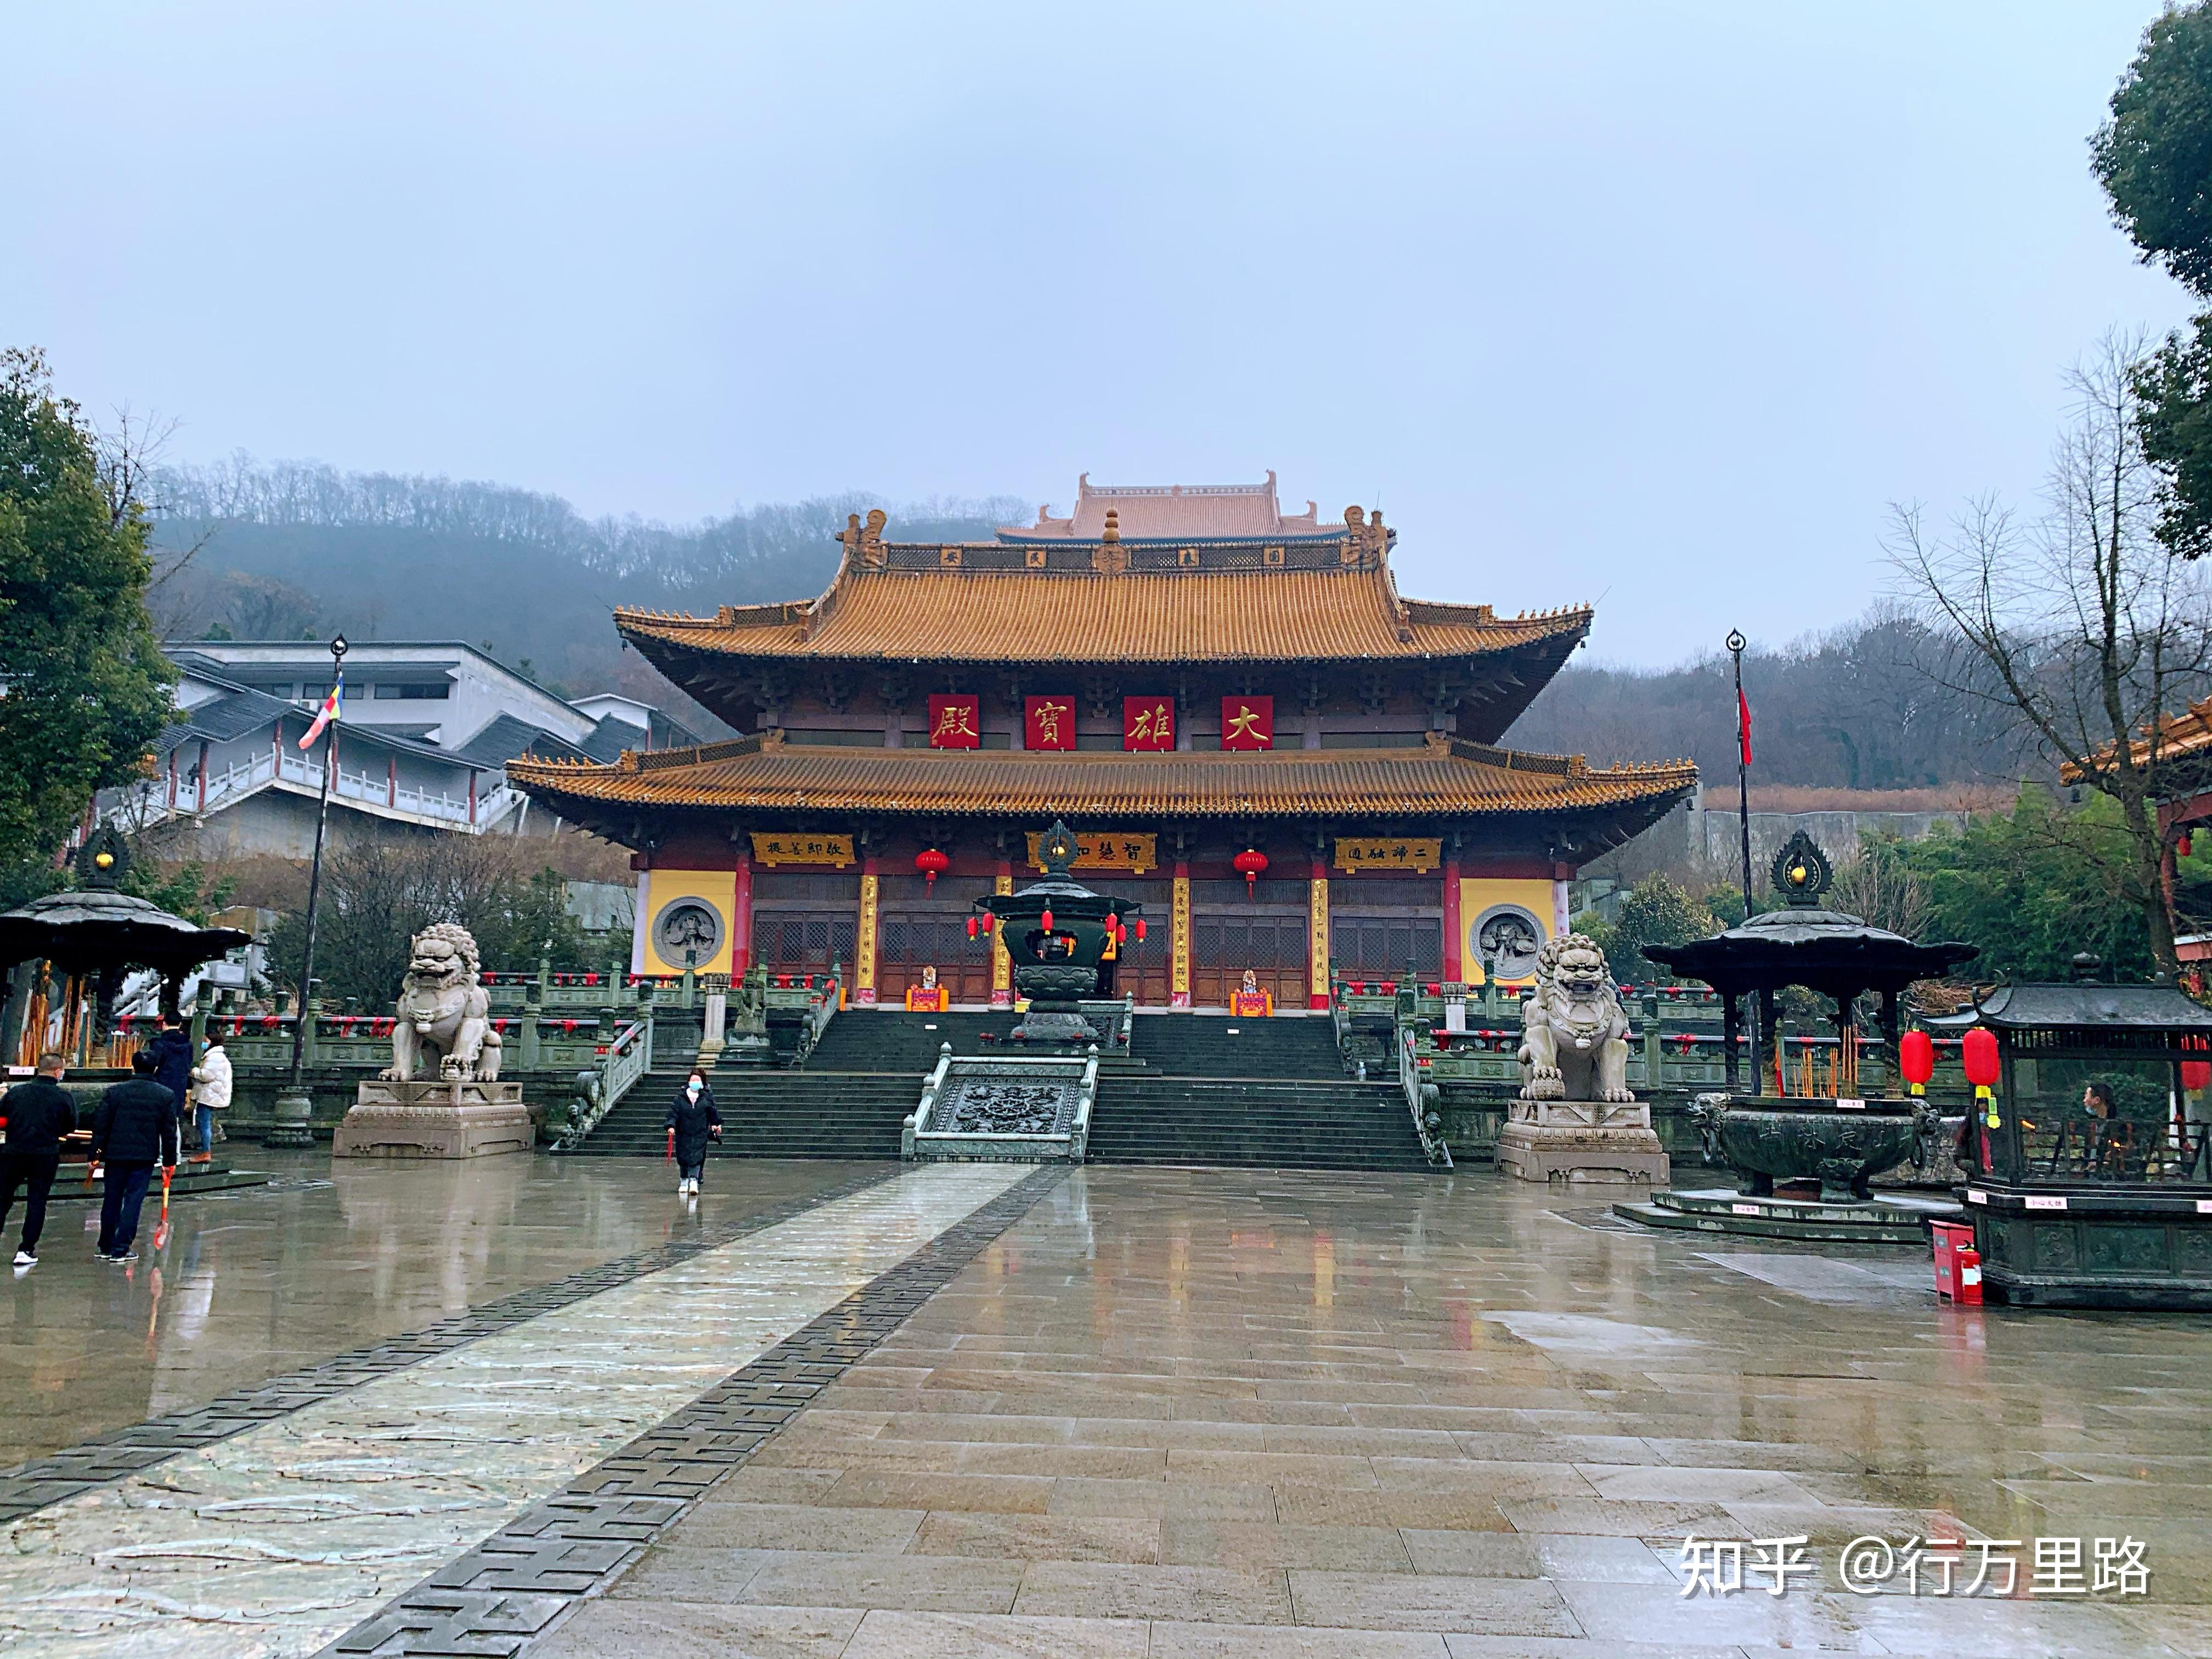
<box><xmin>326</xmin><ymin>1165</ymin><xmax>1068</xmax><ymax>1659</ymax></box>
<box><xmin>0</xmin><ymin>1165</ymin><xmax>900</xmax><ymax>1523</ymax></box>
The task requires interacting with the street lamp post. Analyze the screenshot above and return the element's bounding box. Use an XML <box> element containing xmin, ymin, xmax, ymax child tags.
<box><xmin>1726</xmin><ymin>628</ymin><xmax>1758</xmax><ymax>1090</ymax></box>
<box><xmin>269</xmin><ymin>633</ymin><xmax>347</xmax><ymax>1148</ymax></box>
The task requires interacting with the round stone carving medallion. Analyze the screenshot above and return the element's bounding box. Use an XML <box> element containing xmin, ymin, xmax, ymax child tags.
<box><xmin>1472</xmin><ymin>904</ymin><xmax>1546</xmax><ymax>981</ymax></box>
<box><xmin>653</xmin><ymin>897</ymin><xmax>724</xmax><ymax>966</ymax></box>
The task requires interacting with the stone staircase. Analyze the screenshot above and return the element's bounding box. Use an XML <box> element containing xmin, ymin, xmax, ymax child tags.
<box><xmin>565</xmin><ymin>1063</ymin><xmax>921</xmax><ymax>1161</ymax></box>
<box><xmin>796</xmin><ymin>1011</ymin><xmax>1012</xmax><ymax>1073</ymax></box>
<box><xmin>1084</xmin><ymin>1073</ymin><xmax>1432</xmax><ymax>1171</ymax></box>
<box><xmin>1091</xmin><ymin>1015</ymin><xmax>1433</xmax><ymax>1172</ymax></box>
<box><xmin>566</xmin><ymin>1012</ymin><xmax>1430</xmax><ymax>1171</ymax></box>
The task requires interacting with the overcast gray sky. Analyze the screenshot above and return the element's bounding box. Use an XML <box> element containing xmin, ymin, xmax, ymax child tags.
<box><xmin>5</xmin><ymin>3</ymin><xmax>2192</xmax><ymax>663</ymax></box>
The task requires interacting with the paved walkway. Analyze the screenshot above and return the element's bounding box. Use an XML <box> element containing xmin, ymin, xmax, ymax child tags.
<box><xmin>0</xmin><ymin>1160</ymin><xmax>2204</xmax><ymax>1656</ymax></box>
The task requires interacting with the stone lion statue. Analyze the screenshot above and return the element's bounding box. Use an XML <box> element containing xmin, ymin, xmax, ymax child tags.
<box><xmin>381</xmin><ymin>922</ymin><xmax>503</xmax><ymax>1082</ymax></box>
<box><xmin>1517</xmin><ymin>932</ymin><xmax>1633</xmax><ymax>1104</ymax></box>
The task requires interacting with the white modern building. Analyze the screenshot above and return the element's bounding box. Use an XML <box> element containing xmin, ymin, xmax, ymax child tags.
<box><xmin>101</xmin><ymin>641</ymin><xmax>699</xmax><ymax>859</ymax></box>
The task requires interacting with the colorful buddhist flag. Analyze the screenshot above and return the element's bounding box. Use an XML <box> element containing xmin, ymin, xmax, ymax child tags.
<box><xmin>1220</xmin><ymin>695</ymin><xmax>1273</xmax><ymax>751</ymax></box>
<box><xmin>927</xmin><ymin>694</ymin><xmax>980</xmax><ymax>749</ymax></box>
<box><xmin>1123</xmin><ymin>696</ymin><xmax>1174</xmax><ymax>751</ymax></box>
<box><xmin>300</xmin><ymin>674</ymin><xmax>342</xmax><ymax>749</ymax></box>
<box><xmin>1025</xmin><ymin>696</ymin><xmax>1075</xmax><ymax>751</ymax></box>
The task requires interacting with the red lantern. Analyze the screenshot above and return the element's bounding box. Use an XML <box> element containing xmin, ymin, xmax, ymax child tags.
<box><xmin>2185</xmin><ymin>1059</ymin><xmax>2212</xmax><ymax>1093</ymax></box>
<box><xmin>1233</xmin><ymin>847</ymin><xmax>1269</xmax><ymax>894</ymax></box>
<box><xmin>1135</xmin><ymin>917</ymin><xmax>1147</xmax><ymax>941</ymax></box>
<box><xmin>1898</xmin><ymin>1029</ymin><xmax>1934</xmax><ymax>1093</ymax></box>
<box><xmin>2183</xmin><ymin>832</ymin><xmax>2197</xmax><ymax>859</ymax></box>
<box><xmin>966</xmin><ymin>915</ymin><xmax>979</xmax><ymax>940</ymax></box>
<box><xmin>1041</xmin><ymin>907</ymin><xmax>1054</xmax><ymax>932</ymax></box>
<box><xmin>915</xmin><ymin>848</ymin><xmax>950</xmax><ymax>891</ymax></box>
<box><xmin>1960</xmin><ymin>1026</ymin><xmax>1999</xmax><ymax>1088</ymax></box>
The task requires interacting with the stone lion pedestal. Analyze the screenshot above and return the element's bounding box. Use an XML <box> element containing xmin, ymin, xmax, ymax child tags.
<box><xmin>1497</xmin><ymin>932</ymin><xmax>1669</xmax><ymax>1187</ymax></box>
<box><xmin>332</xmin><ymin>1076</ymin><xmax>535</xmax><ymax>1159</ymax></box>
<box><xmin>1496</xmin><ymin>1098</ymin><xmax>1669</xmax><ymax>1186</ymax></box>
<box><xmin>330</xmin><ymin>922</ymin><xmax>532</xmax><ymax>1159</ymax></box>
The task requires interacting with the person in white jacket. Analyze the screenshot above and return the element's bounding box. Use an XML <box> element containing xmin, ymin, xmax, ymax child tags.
<box><xmin>187</xmin><ymin>1032</ymin><xmax>232</xmax><ymax>1161</ymax></box>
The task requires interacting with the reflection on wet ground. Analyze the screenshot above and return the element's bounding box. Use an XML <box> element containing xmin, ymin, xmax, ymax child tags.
<box><xmin>573</xmin><ymin>1166</ymin><xmax>2212</xmax><ymax>1658</ymax></box>
<box><xmin>3</xmin><ymin>1156</ymin><xmax>2208</xmax><ymax>1656</ymax></box>
<box><xmin>0</xmin><ymin>1152</ymin><xmax>878</xmax><ymax>1466</ymax></box>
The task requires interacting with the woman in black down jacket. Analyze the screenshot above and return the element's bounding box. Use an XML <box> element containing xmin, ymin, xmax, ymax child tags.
<box><xmin>664</xmin><ymin>1070</ymin><xmax>721</xmax><ymax>1195</ymax></box>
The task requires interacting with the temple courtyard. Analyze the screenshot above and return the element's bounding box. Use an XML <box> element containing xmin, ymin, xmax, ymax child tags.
<box><xmin>0</xmin><ymin>1156</ymin><xmax>2202</xmax><ymax>1658</ymax></box>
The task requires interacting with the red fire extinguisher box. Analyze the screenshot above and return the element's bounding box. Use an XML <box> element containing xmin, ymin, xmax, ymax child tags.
<box><xmin>1931</xmin><ymin>1220</ymin><xmax>1976</xmax><ymax>1300</ymax></box>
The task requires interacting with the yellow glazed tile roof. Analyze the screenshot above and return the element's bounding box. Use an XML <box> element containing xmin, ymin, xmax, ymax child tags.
<box><xmin>508</xmin><ymin>731</ymin><xmax>1696</xmax><ymax>821</ymax></box>
<box><xmin>614</xmin><ymin>567</ymin><xmax>1590</xmax><ymax>666</ymax></box>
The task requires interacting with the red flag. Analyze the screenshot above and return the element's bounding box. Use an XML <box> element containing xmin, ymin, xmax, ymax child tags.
<box><xmin>1736</xmin><ymin>687</ymin><xmax>1753</xmax><ymax>767</ymax></box>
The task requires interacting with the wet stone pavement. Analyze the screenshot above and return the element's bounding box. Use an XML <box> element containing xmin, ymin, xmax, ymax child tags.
<box><xmin>0</xmin><ymin>1152</ymin><xmax>884</xmax><ymax>1468</ymax></box>
<box><xmin>0</xmin><ymin>1157</ymin><xmax>2207</xmax><ymax>1656</ymax></box>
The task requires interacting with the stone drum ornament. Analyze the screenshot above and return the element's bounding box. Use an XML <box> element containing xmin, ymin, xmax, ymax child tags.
<box><xmin>1495</xmin><ymin>933</ymin><xmax>1669</xmax><ymax>1185</ymax></box>
<box><xmin>334</xmin><ymin>922</ymin><xmax>533</xmax><ymax>1159</ymax></box>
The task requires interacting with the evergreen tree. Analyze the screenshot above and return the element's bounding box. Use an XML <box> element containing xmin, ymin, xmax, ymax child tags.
<box><xmin>0</xmin><ymin>348</ymin><xmax>173</xmax><ymax>878</ymax></box>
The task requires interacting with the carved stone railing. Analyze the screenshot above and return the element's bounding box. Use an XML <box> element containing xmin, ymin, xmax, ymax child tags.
<box><xmin>902</xmin><ymin>1043</ymin><xmax>958</xmax><ymax>1160</ymax></box>
<box><xmin>904</xmin><ymin>1043</ymin><xmax>1098</xmax><ymax>1163</ymax></box>
<box><xmin>787</xmin><ymin>966</ymin><xmax>842</xmax><ymax>1066</ymax></box>
<box><xmin>1399</xmin><ymin>1028</ymin><xmax>1453</xmax><ymax>1168</ymax></box>
<box><xmin>548</xmin><ymin>1018</ymin><xmax>654</xmax><ymax>1151</ymax></box>
<box><xmin>1069</xmin><ymin>1045</ymin><xmax>1101</xmax><ymax>1160</ymax></box>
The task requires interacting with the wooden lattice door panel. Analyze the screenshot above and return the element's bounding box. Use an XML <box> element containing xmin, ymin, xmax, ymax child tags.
<box><xmin>758</xmin><ymin>912</ymin><xmax>857</xmax><ymax>977</ymax></box>
<box><xmin>877</xmin><ymin>913</ymin><xmax>994</xmax><ymax>1003</ymax></box>
<box><xmin>1191</xmin><ymin>912</ymin><xmax>1308</xmax><ymax>1009</ymax></box>
<box><xmin>1329</xmin><ymin>915</ymin><xmax>1444</xmax><ymax>980</ymax></box>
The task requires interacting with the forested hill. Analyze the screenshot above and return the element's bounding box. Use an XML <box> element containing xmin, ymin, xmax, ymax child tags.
<box><xmin>1509</xmin><ymin>612</ymin><xmax>2019</xmax><ymax>793</ymax></box>
<box><xmin>146</xmin><ymin>459</ymin><xmax>1025</xmax><ymax>734</ymax></box>
<box><xmin>148</xmin><ymin>460</ymin><xmax>2015</xmax><ymax>789</ymax></box>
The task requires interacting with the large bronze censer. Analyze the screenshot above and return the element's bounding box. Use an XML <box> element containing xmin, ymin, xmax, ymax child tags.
<box><xmin>1646</xmin><ymin>832</ymin><xmax>1977</xmax><ymax>1207</ymax></box>
<box><xmin>975</xmin><ymin>819</ymin><xmax>1142</xmax><ymax>1046</ymax></box>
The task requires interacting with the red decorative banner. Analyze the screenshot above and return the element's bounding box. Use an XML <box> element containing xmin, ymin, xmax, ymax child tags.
<box><xmin>927</xmin><ymin>694</ymin><xmax>980</xmax><ymax>749</ymax></box>
<box><xmin>1220</xmin><ymin>695</ymin><xmax>1274</xmax><ymax>751</ymax></box>
<box><xmin>1123</xmin><ymin>696</ymin><xmax>1175</xmax><ymax>751</ymax></box>
<box><xmin>1025</xmin><ymin>695</ymin><xmax>1075</xmax><ymax>751</ymax></box>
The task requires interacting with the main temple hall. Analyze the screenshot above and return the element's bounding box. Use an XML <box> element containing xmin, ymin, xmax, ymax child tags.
<box><xmin>510</xmin><ymin>475</ymin><xmax>1697</xmax><ymax>1009</ymax></box>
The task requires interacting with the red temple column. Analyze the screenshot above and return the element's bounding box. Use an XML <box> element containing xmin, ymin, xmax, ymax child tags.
<box><xmin>1442</xmin><ymin>856</ymin><xmax>1463</xmax><ymax>982</ymax></box>
<box><xmin>1307</xmin><ymin>855</ymin><xmax>1330</xmax><ymax>1010</ymax></box>
<box><xmin>731</xmin><ymin>847</ymin><xmax>754</xmax><ymax>975</ymax></box>
<box><xmin>856</xmin><ymin>853</ymin><xmax>880</xmax><ymax>1005</ymax></box>
<box><xmin>1170</xmin><ymin>859</ymin><xmax>1192</xmax><ymax>1009</ymax></box>
<box><xmin>991</xmin><ymin>856</ymin><xmax>1013</xmax><ymax>1008</ymax></box>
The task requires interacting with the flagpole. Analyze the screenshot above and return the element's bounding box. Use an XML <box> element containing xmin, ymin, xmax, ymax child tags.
<box><xmin>272</xmin><ymin>633</ymin><xmax>347</xmax><ymax>1148</ymax></box>
<box><xmin>1727</xmin><ymin>628</ymin><xmax>1757</xmax><ymax>1091</ymax></box>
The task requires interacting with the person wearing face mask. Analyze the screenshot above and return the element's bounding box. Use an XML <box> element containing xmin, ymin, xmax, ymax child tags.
<box><xmin>664</xmin><ymin>1070</ymin><xmax>721</xmax><ymax>1194</ymax></box>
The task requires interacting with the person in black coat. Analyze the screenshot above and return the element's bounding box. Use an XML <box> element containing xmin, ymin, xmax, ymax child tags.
<box><xmin>663</xmin><ymin>1071</ymin><xmax>721</xmax><ymax>1195</ymax></box>
<box><xmin>0</xmin><ymin>1052</ymin><xmax>77</xmax><ymax>1268</ymax></box>
<box><xmin>144</xmin><ymin>1020</ymin><xmax>194</xmax><ymax>1112</ymax></box>
<box><xmin>89</xmin><ymin>1049</ymin><xmax>179</xmax><ymax>1261</ymax></box>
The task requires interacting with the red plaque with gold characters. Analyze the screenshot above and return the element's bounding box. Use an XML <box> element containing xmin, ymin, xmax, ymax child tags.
<box><xmin>1123</xmin><ymin>696</ymin><xmax>1174</xmax><ymax>751</ymax></box>
<box><xmin>1220</xmin><ymin>695</ymin><xmax>1274</xmax><ymax>751</ymax></box>
<box><xmin>1024</xmin><ymin>695</ymin><xmax>1075</xmax><ymax>751</ymax></box>
<box><xmin>927</xmin><ymin>695</ymin><xmax>980</xmax><ymax>749</ymax></box>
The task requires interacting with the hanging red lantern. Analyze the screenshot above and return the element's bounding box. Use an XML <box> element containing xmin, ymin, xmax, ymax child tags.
<box><xmin>1134</xmin><ymin>917</ymin><xmax>1147</xmax><ymax>941</ymax></box>
<box><xmin>1961</xmin><ymin>1026</ymin><xmax>2001</xmax><ymax>1127</ymax></box>
<box><xmin>966</xmin><ymin>915</ymin><xmax>979</xmax><ymax>940</ymax></box>
<box><xmin>1961</xmin><ymin>1027</ymin><xmax>1999</xmax><ymax>1090</ymax></box>
<box><xmin>1898</xmin><ymin>1029</ymin><xmax>1934</xmax><ymax>1094</ymax></box>
<box><xmin>915</xmin><ymin>848</ymin><xmax>950</xmax><ymax>891</ymax></box>
<box><xmin>1041</xmin><ymin>907</ymin><xmax>1054</xmax><ymax>932</ymax></box>
<box><xmin>2183</xmin><ymin>831</ymin><xmax>2197</xmax><ymax>859</ymax></box>
<box><xmin>1233</xmin><ymin>847</ymin><xmax>1268</xmax><ymax>894</ymax></box>
<box><xmin>2185</xmin><ymin>1058</ymin><xmax>2212</xmax><ymax>1093</ymax></box>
